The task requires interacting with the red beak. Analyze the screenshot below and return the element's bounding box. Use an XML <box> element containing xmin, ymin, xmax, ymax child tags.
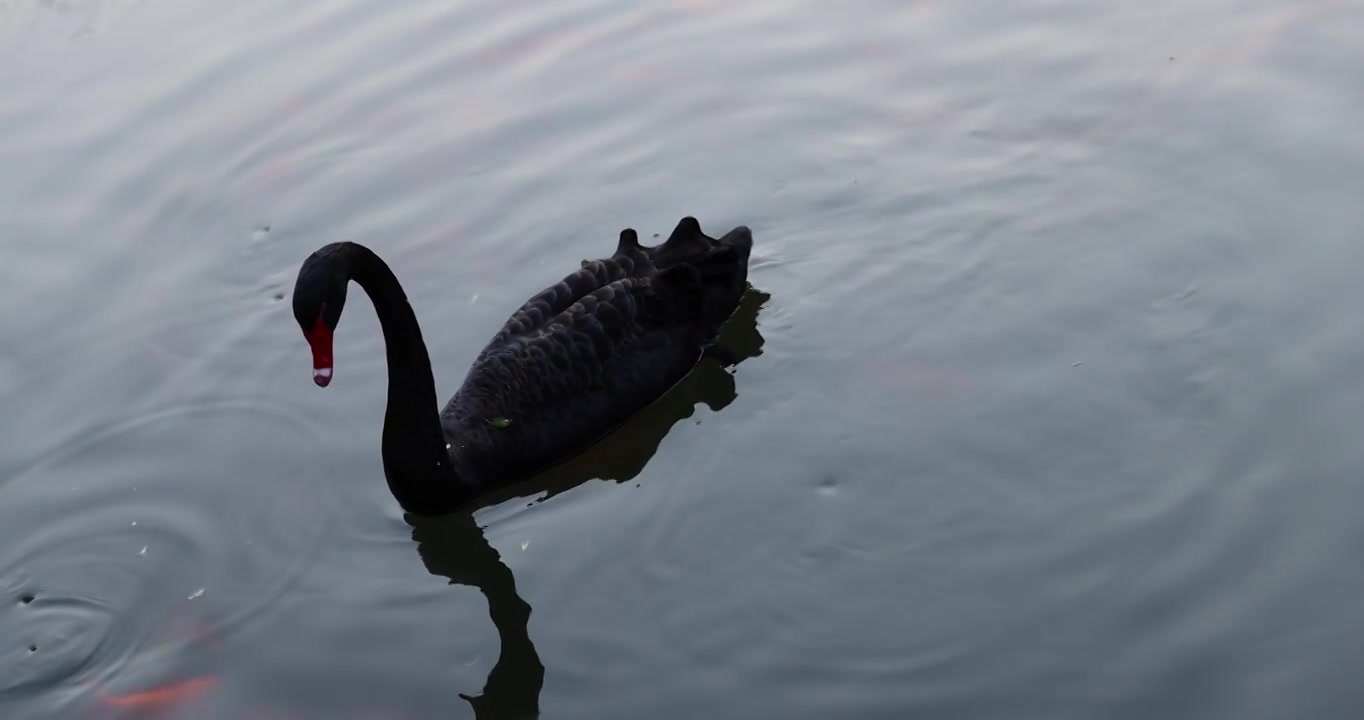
<box><xmin>305</xmin><ymin>315</ymin><xmax>334</xmax><ymax>387</ymax></box>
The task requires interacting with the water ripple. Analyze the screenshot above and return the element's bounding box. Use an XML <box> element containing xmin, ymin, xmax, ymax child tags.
<box><xmin>0</xmin><ymin>398</ymin><xmax>337</xmax><ymax>713</ymax></box>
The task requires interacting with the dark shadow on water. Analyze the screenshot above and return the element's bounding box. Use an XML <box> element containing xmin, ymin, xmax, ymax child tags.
<box><xmin>405</xmin><ymin>287</ymin><xmax>768</xmax><ymax>719</ymax></box>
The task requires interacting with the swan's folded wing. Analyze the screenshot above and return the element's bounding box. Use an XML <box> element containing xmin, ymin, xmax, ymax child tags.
<box><xmin>444</xmin><ymin>271</ymin><xmax>706</xmax><ymax>478</ymax></box>
<box><xmin>483</xmin><ymin>254</ymin><xmax>648</xmax><ymax>349</ymax></box>
<box><xmin>507</xmin><ymin>269</ymin><xmax>702</xmax><ymax>406</ymax></box>
<box><xmin>483</xmin><ymin>218</ymin><xmax>745</xmax><ymax>351</ymax></box>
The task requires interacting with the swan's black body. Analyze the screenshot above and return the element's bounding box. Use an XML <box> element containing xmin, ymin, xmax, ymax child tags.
<box><xmin>292</xmin><ymin>217</ymin><xmax>754</xmax><ymax>515</ymax></box>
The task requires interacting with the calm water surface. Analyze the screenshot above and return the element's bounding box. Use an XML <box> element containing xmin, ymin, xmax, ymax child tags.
<box><xmin>3</xmin><ymin>0</ymin><xmax>1364</xmax><ymax>718</ymax></box>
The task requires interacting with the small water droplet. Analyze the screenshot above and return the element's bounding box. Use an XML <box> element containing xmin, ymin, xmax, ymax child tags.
<box><xmin>29</xmin><ymin>645</ymin><xmax>37</xmax><ymax>653</ymax></box>
<box><xmin>470</xmin><ymin>293</ymin><xmax>480</xmax><ymax>304</ymax></box>
<box><xmin>130</xmin><ymin>521</ymin><xmax>137</xmax><ymax>526</ymax></box>
<box><xmin>273</xmin><ymin>293</ymin><xmax>284</xmax><ymax>301</ymax></box>
<box><xmin>138</xmin><ymin>546</ymin><xmax>147</xmax><ymax>557</ymax></box>
<box><xmin>1072</xmin><ymin>361</ymin><xmax>1084</xmax><ymax>367</ymax></box>
<box><xmin>817</xmin><ymin>476</ymin><xmax>839</xmax><ymax>497</ymax></box>
<box><xmin>520</xmin><ymin>540</ymin><xmax>530</xmax><ymax>551</ymax></box>
<box><xmin>187</xmin><ymin>588</ymin><xmax>205</xmax><ymax>600</ymax></box>
<box><xmin>20</xmin><ymin>594</ymin><xmax>34</xmax><ymax>605</ymax></box>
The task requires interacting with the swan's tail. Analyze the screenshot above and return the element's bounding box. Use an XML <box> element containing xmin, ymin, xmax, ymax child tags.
<box><xmin>649</xmin><ymin>217</ymin><xmax>754</xmax><ymax>329</ymax></box>
<box><xmin>653</xmin><ymin>263</ymin><xmax>705</xmax><ymax>316</ymax></box>
<box><xmin>696</xmin><ymin>225</ymin><xmax>753</xmax><ymax>328</ymax></box>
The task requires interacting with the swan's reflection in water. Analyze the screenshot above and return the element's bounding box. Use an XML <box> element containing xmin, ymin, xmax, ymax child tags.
<box><xmin>408</xmin><ymin>513</ymin><xmax>542</xmax><ymax>719</ymax></box>
<box><xmin>406</xmin><ymin>288</ymin><xmax>767</xmax><ymax>719</ymax></box>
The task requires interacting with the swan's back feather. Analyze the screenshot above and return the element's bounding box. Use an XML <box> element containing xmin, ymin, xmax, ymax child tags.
<box><xmin>483</xmin><ymin>253</ymin><xmax>647</xmax><ymax>348</ymax></box>
<box><xmin>615</xmin><ymin>228</ymin><xmax>642</xmax><ymax>256</ymax></box>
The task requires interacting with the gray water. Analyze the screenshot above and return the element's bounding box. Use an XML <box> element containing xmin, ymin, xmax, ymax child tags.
<box><xmin>3</xmin><ymin>1</ymin><xmax>1364</xmax><ymax>718</ymax></box>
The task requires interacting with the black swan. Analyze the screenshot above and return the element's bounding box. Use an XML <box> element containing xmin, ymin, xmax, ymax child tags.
<box><xmin>291</xmin><ymin>216</ymin><xmax>754</xmax><ymax>515</ymax></box>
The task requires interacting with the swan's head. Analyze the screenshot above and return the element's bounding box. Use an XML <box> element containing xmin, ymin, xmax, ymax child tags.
<box><xmin>292</xmin><ymin>247</ymin><xmax>351</xmax><ymax>387</ymax></box>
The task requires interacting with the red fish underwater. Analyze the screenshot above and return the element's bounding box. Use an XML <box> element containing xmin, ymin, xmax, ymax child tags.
<box><xmin>96</xmin><ymin>676</ymin><xmax>217</xmax><ymax>715</ymax></box>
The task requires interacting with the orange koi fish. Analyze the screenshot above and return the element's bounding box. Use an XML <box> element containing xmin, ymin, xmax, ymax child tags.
<box><xmin>96</xmin><ymin>676</ymin><xmax>217</xmax><ymax>711</ymax></box>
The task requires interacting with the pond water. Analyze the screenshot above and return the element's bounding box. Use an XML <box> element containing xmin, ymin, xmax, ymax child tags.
<box><xmin>2</xmin><ymin>0</ymin><xmax>1364</xmax><ymax>718</ymax></box>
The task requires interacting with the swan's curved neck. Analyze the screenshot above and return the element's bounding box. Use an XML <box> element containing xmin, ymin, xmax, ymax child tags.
<box><xmin>343</xmin><ymin>243</ymin><xmax>470</xmax><ymax>514</ymax></box>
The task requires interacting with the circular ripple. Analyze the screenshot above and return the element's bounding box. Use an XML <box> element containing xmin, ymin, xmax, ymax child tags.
<box><xmin>0</xmin><ymin>398</ymin><xmax>337</xmax><ymax>713</ymax></box>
